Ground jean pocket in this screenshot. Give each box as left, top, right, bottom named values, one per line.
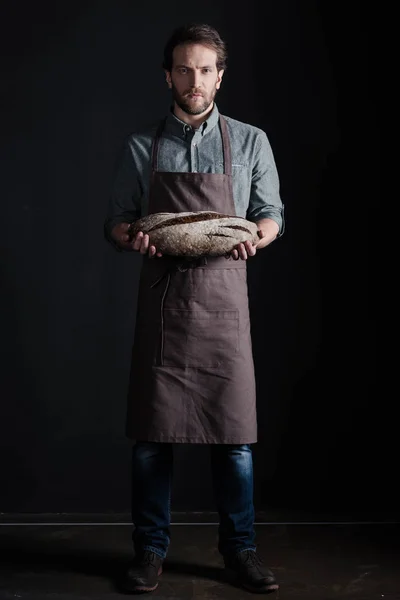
left=162, top=309, right=239, bottom=368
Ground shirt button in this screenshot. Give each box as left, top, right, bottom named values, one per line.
left=193, top=142, right=197, bottom=147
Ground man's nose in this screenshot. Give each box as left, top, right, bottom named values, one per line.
left=189, top=71, right=202, bottom=88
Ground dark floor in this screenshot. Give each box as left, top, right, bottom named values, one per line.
left=0, top=516, right=398, bottom=599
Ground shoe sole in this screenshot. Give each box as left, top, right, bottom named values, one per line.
left=123, top=566, right=163, bottom=593
left=242, top=581, right=279, bottom=594
left=224, top=567, right=279, bottom=594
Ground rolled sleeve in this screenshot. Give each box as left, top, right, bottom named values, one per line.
left=246, top=132, right=285, bottom=236
left=104, top=138, right=143, bottom=249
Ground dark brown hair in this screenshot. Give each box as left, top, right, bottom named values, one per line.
left=162, top=23, right=228, bottom=72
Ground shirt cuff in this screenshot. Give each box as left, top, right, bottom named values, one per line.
left=254, top=205, right=285, bottom=237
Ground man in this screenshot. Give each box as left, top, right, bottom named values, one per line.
left=104, top=23, right=284, bottom=595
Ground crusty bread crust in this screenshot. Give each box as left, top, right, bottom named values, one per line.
left=128, top=211, right=260, bottom=257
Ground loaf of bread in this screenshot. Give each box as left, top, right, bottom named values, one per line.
left=128, top=211, right=260, bottom=257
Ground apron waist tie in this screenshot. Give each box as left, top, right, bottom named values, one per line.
left=150, top=256, right=208, bottom=289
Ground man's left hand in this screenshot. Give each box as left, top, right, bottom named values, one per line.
left=228, top=239, right=258, bottom=261
left=227, top=219, right=280, bottom=259
left=228, top=229, right=268, bottom=261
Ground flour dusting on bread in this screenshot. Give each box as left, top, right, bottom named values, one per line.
left=128, top=211, right=259, bottom=257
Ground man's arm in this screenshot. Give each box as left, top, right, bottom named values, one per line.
left=230, top=130, right=284, bottom=260
left=104, top=138, right=143, bottom=251
left=255, top=217, right=280, bottom=249
left=247, top=130, right=284, bottom=237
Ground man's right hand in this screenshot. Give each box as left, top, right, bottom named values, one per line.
left=110, top=223, right=163, bottom=257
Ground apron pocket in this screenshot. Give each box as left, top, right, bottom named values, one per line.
left=162, top=309, right=239, bottom=368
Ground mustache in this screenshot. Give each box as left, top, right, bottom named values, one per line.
left=185, top=90, right=203, bottom=96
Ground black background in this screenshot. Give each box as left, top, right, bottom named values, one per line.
left=1, top=1, right=386, bottom=520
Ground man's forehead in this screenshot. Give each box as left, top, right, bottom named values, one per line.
left=173, top=43, right=218, bottom=62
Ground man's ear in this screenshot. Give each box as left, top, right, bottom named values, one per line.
left=216, top=69, right=224, bottom=90
left=164, top=70, right=172, bottom=89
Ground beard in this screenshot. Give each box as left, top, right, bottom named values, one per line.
left=171, top=83, right=217, bottom=115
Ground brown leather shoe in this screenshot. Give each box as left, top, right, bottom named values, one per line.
left=122, top=550, right=163, bottom=593
left=224, top=549, right=279, bottom=593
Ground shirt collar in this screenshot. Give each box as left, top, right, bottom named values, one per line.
left=165, top=103, right=220, bottom=138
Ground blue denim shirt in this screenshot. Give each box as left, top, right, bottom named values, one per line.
left=104, top=104, right=284, bottom=242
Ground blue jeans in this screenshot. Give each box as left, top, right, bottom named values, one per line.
left=131, top=442, right=256, bottom=560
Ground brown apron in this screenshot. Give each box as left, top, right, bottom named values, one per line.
left=126, top=115, right=257, bottom=444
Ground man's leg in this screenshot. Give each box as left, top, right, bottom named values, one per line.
left=210, top=443, right=279, bottom=593
left=131, top=441, right=173, bottom=559
left=210, top=443, right=256, bottom=557
left=122, top=442, right=172, bottom=593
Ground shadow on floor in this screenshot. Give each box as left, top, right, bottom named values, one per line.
left=0, top=532, right=229, bottom=595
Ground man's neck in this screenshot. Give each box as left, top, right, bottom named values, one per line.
left=173, top=101, right=214, bottom=129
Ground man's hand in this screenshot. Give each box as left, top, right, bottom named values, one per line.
left=227, top=219, right=280, bottom=260
left=228, top=239, right=258, bottom=261
left=227, top=230, right=266, bottom=261
left=110, top=223, right=163, bottom=257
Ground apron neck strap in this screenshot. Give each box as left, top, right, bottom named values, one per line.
left=151, top=114, right=232, bottom=176
left=219, top=115, right=232, bottom=177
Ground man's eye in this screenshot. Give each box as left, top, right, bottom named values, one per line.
left=179, top=68, right=187, bottom=74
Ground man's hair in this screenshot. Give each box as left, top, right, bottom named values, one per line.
left=162, top=23, right=228, bottom=72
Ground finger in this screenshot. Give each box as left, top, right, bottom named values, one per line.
left=133, top=231, right=143, bottom=250
left=232, top=249, right=239, bottom=260
left=238, top=244, right=247, bottom=260
left=140, top=234, right=150, bottom=254
left=156, top=252, right=163, bottom=258
left=149, top=245, right=156, bottom=258
left=121, top=234, right=130, bottom=242
left=246, top=241, right=256, bottom=256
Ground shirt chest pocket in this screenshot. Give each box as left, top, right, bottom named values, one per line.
left=215, top=161, right=249, bottom=169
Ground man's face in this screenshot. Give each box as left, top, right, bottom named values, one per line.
left=165, top=43, right=224, bottom=116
